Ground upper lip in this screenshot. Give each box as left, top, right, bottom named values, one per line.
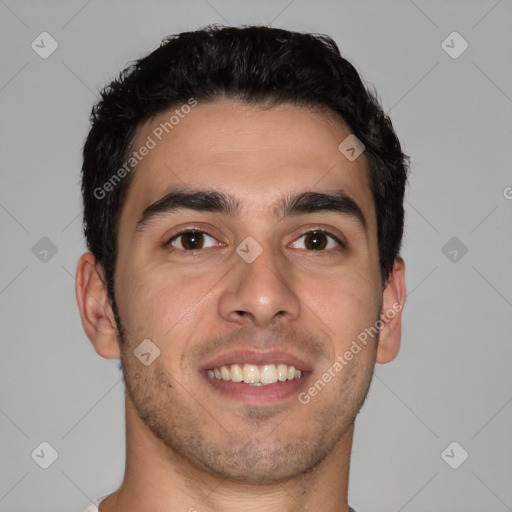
left=199, top=349, right=313, bottom=372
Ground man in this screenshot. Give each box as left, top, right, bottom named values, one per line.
left=76, top=25, right=408, bottom=512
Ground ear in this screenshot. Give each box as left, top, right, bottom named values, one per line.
left=75, top=252, right=121, bottom=359
left=376, top=257, right=406, bottom=364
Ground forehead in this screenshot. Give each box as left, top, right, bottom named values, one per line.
left=121, top=99, right=375, bottom=229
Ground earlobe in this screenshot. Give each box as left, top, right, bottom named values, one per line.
left=376, top=257, right=406, bottom=364
left=75, top=253, right=121, bottom=359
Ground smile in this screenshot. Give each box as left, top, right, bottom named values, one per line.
left=206, top=363, right=304, bottom=385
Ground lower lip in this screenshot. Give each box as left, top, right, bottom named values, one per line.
left=202, top=373, right=311, bottom=404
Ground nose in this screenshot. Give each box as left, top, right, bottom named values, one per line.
left=217, top=244, right=301, bottom=328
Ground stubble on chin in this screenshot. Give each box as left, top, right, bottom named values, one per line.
left=118, top=333, right=376, bottom=486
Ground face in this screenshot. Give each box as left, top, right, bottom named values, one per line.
left=110, top=100, right=389, bottom=484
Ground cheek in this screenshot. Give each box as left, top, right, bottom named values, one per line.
left=114, top=262, right=220, bottom=343
left=298, top=265, right=381, bottom=346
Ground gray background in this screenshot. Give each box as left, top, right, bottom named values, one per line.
left=0, top=0, right=511, bottom=511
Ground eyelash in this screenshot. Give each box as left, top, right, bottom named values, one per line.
left=165, top=228, right=344, bottom=253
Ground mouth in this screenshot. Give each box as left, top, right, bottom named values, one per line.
left=205, top=363, right=304, bottom=385
left=199, top=350, right=312, bottom=404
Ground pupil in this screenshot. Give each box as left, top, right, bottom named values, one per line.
left=306, top=232, right=326, bottom=250
left=183, top=231, right=202, bottom=250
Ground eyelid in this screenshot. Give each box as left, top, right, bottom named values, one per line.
left=163, top=223, right=220, bottom=242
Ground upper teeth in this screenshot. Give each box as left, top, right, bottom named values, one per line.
left=207, top=364, right=303, bottom=385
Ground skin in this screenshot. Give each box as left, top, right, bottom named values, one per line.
left=76, top=99, right=406, bottom=512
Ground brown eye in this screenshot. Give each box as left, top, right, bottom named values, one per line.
left=169, top=231, right=217, bottom=251
left=291, top=231, right=341, bottom=251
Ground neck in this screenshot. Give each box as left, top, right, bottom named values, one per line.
left=101, top=393, right=353, bottom=512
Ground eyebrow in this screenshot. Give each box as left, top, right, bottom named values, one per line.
left=136, top=188, right=367, bottom=233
